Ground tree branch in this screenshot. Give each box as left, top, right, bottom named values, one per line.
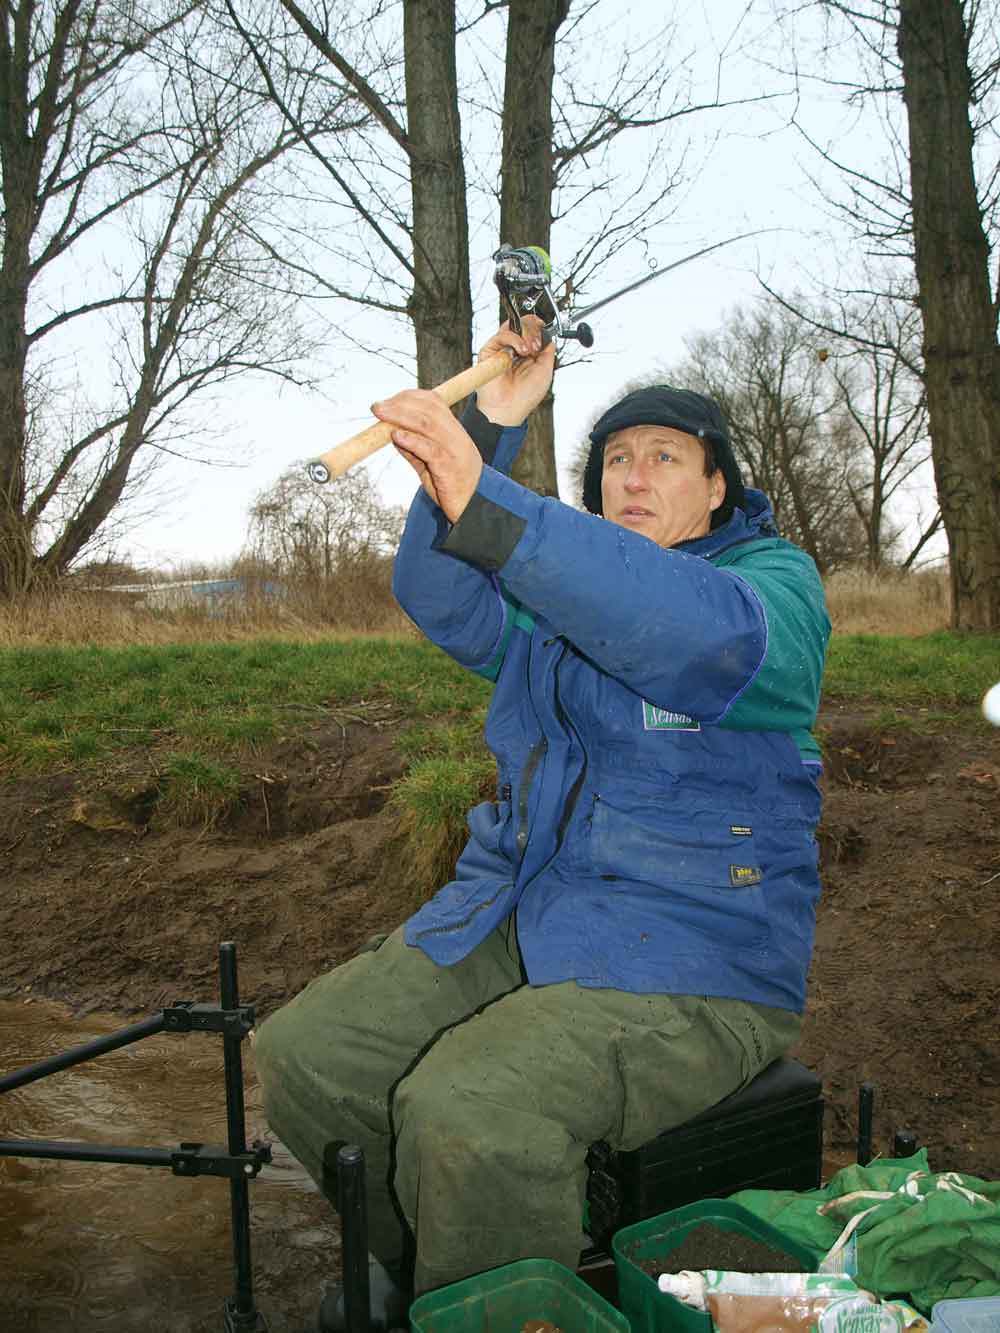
left=277, top=0, right=410, bottom=153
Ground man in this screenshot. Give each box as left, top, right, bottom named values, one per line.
left=253, top=318, right=830, bottom=1328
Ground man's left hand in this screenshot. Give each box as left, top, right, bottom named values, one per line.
left=372, top=389, right=483, bottom=524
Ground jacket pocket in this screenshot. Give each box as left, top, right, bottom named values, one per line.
left=589, top=794, right=770, bottom=952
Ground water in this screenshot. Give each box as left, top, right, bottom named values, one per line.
left=0, top=999, right=337, bottom=1332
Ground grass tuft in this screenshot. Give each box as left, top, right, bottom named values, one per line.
left=156, top=754, right=243, bottom=829
left=391, top=754, right=498, bottom=905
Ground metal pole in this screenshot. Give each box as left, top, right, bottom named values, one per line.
left=337, top=1145, right=370, bottom=1333
left=0, top=1015, right=165, bottom=1094
left=893, top=1129, right=918, bottom=1158
left=219, top=941, right=260, bottom=1331
left=0, top=1139, right=174, bottom=1167
left=857, top=1083, right=875, bottom=1166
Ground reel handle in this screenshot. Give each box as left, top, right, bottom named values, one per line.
left=307, top=349, right=513, bottom=484
left=564, top=322, right=593, bottom=348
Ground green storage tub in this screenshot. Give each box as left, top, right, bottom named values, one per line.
left=612, top=1199, right=816, bottom=1333
left=409, top=1258, right=631, bottom=1333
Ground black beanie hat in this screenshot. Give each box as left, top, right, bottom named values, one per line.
left=582, top=385, right=745, bottom=529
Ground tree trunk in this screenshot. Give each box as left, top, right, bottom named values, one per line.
left=897, top=0, right=1000, bottom=629
left=404, top=0, right=473, bottom=390
left=0, top=210, right=34, bottom=598
left=499, top=0, right=569, bottom=497
left=0, top=19, right=43, bottom=598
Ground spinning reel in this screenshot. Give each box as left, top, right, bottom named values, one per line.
left=492, top=244, right=594, bottom=348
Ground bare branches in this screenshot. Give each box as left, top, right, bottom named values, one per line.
left=660, top=289, right=934, bottom=572
left=277, top=0, right=410, bottom=153
left=225, top=0, right=416, bottom=280
left=0, top=0, right=354, bottom=591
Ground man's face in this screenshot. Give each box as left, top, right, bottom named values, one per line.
left=600, top=424, right=727, bottom=549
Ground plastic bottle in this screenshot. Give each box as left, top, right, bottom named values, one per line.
left=656, top=1271, right=708, bottom=1309
left=655, top=1270, right=928, bottom=1331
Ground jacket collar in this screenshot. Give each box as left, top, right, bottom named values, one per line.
left=674, top=488, right=778, bottom=559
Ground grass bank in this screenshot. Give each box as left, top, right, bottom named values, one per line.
left=824, top=632, right=1000, bottom=707
left=4, top=632, right=996, bottom=772
left=1, top=638, right=490, bottom=773
left=1, top=640, right=492, bottom=843
left=4, top=632, right=997, bottom=882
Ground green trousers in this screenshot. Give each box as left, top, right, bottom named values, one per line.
left=252, top=921, right=800, bottom=1294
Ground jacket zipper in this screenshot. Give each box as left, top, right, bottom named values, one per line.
left=517, top=737, right=547, bottom=854
left=552, top=642, right=588, bottom=847
left=519, top=636, right=588, bottom=868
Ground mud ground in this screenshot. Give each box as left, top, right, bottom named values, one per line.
left=3, top=696, right=999, bottom=1325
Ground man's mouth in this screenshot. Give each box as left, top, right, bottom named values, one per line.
left=621, top=506, right=655, bottom=518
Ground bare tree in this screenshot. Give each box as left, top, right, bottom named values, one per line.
left=815, top=288, right=939, bottom=569
left=249, top=0, right=473, bottom=392
left=247, top=465, right=404, bottom=578
left=776, top=0, right=1000, bottom=625
left=0, top=0, right=355, bottom=597
left=497, top=0, right=570, bottom=496
left=897, top=0, right=1000, bottom=627
left=671, top=302, right=869, bottom=573
left=245, top=462, right=405, bottom=625
left=239, top=0, right=778, bottom=497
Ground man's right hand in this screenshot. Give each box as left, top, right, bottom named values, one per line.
left=475, top=316, right=556, bottom=427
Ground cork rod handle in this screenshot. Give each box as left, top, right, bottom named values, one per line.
left=307, top=349, right=513, bottom=484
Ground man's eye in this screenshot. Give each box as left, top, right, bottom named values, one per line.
left=607, top=453, right=627, bottom=465
left=657, top=451, right=674, bottom=462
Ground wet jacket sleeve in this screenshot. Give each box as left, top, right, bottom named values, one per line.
left=717, top=540, right=829, bottom=735
left=439, top=466, right=819, bottom=723
left=391, top=401, right=527, bottom=674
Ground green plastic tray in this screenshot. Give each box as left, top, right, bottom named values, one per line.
left=409, top=1258, right=631, bottom=1333
left=612, top=1199, right=816, bottom=1333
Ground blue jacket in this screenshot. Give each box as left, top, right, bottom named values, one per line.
left=392, top=412, right=830, bottom=1012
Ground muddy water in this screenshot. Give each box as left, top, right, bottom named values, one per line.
left=0, top=999, right=338, bottom=1332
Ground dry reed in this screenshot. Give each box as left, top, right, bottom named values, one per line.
left=2, top=564, right=952, bottom=647
left=0, top=571, right=413, bottom=647
left=823, top=567, right=950, bottom=636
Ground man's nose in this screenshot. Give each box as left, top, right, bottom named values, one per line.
left=624, top=461, right=648, bottom=490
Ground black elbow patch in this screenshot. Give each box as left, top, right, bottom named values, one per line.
left=441, top=491, right=527, bottom=571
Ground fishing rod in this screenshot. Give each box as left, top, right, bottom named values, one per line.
left=305, top=232, right=766, bottom=485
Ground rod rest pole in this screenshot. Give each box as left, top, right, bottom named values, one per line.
left=0, top=1139, right=174, bottom=1167
left=0, top=1015, right=166, bottom=1095
left=338, top=1145, right=371, bottom=1333
left=219, top=941, right=268, bottom=1333
left=857, top=1082, right=875, bottom=1166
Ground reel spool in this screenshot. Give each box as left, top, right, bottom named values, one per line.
left=492, top=244, right=593, bottom=347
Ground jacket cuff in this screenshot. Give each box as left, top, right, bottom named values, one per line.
left=460, top=397, right=505, bottom=464
left=440, top=481, right=528, bottom=571
left=460, top=395, right=528, bottom=474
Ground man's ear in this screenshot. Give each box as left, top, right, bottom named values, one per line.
left=708, top=469, right=727, bottom=511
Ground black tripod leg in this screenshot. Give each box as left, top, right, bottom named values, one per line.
left=337, top=1146, right=371, bottom=1333
left=220, top=941, right=268, bottom=1333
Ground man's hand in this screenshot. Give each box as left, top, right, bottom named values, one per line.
left=372, top=389, right=483, bottom=524
left=475, top=316, right=555, bottom=426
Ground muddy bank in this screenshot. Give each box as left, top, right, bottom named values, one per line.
left=4, top=701, right=999, bottom=1168
left=2, top=699, right=999, bottom=1328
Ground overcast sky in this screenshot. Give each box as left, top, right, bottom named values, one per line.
left=108, top=0, right=941, bottom=571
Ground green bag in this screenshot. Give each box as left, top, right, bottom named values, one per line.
left=728, top=1150, right=1000, bottom=1314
